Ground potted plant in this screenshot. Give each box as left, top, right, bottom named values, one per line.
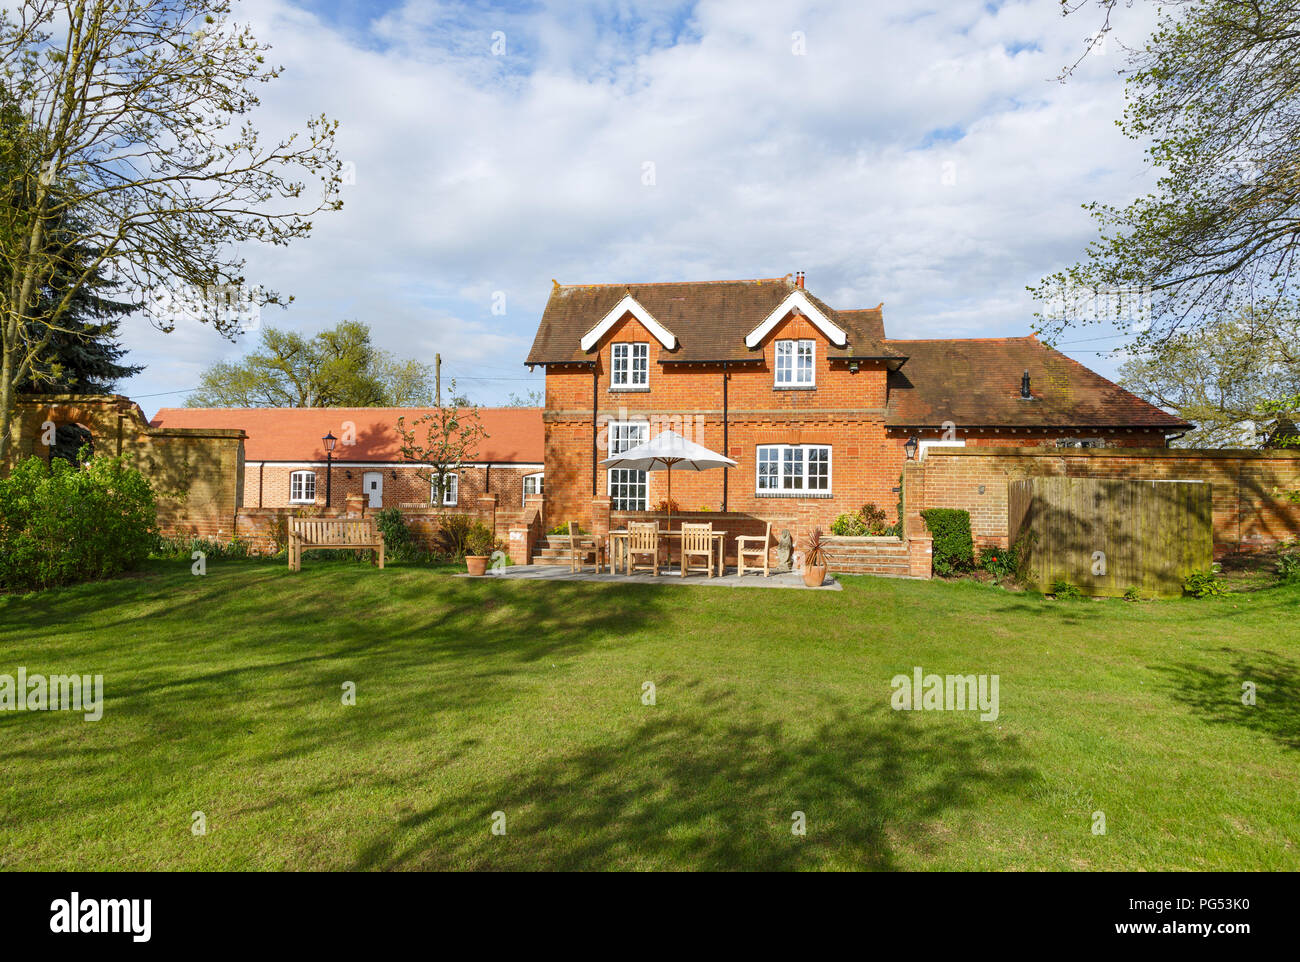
left=802, top=528, right=829, bottom=587
left=464, top=523, right=495, bottom=576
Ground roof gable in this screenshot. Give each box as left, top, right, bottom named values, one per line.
left=579, top=294, right=676, bottom=351
left=744, top=290, right=847, bottom=348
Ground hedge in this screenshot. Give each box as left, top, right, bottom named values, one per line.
left=920, top=507, right=974, bottom=575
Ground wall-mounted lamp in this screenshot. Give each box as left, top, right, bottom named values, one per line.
left=904, top=435, right=919, bottom=461
left=390, top=470, right=398, bottom=479
left=848, top=361, right=860, bottom=374
left=345, top=470, right=352, bottom=480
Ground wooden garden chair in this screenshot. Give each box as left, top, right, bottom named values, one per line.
left=736, top=521, right=772, bottom=578
left=566, top=521, right=602, bottom=573
left=626, top=522, right=660, bottom=576
left=680, top=522, right=714, bottom=578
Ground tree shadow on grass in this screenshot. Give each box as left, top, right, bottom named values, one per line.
left=353, top=701, right=1038, bottom=871
left=1153, top=649, right=1300, bottom=751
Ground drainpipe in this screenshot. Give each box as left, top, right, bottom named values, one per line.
left=722, top=362, right=729, bottom=512
left=592, top=365, right=599, bottom=496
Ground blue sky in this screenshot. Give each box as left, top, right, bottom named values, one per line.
left=118, top=0, right=1161, bottom=417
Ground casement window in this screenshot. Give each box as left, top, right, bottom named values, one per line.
left=611, top=342, right=649, bottom=389
left=774, top=339, right=815, bottom=387
left=1056, top=438, right=1105, bottom=449
left=608, top=420, right=649, bottom=510
left=289, top=470, right=316, bottom=504
left=755, top=444, right=832, bottom=495
left=522, top=473, right=544, bottom=504
left=432, top=473, right=459, bottom=506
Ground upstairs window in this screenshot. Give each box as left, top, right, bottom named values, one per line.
left=289, top=470, right=316, bottom=504
left=775, top=339, right=815, bottom=387
left=756, top=444, right=831, bottom=495
left=611, top=342, right=649, bottom=389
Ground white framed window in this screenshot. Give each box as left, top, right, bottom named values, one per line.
left=432, top=473, right=459, bottom=506
left=1055, top=438, right=1105, bottom=449
left=289, top=470, right=316, bottom=504
left=755, top=444, right=831, bottom=495
left=608, top=419, right=649, bottom=510
left=611, top=342, right=649, bottom=389
left=522, top=472, right=544, bottom=504
left=775, top=339, right=815, bottom=387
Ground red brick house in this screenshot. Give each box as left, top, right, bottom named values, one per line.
left=526, top=274, right=1190, bottom=531
left=150, top=406, right=543, bottom=511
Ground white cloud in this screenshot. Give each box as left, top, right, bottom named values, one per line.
left=120, top=0, right=1164, bottom=415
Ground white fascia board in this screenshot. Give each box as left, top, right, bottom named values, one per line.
left=579, top=294, right=676, bottom=352
left=744, top=291, right=847, bottom=348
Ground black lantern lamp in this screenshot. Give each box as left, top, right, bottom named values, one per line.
left=904, top=435, right=919, bottom=461
left=323, top=431, right=337, bottom=506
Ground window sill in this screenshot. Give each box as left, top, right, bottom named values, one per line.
left=609, top=386, right=651, bottom=393
left=773, top=385, right=816, bottom=391
left=754, top=491, right=833, bottom=499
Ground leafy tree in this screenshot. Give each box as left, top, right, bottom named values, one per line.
left=396, top=380, right=488, bottom=507
left=1033, top=1, right=1300, bottom=352
left=186, top=321, right=435, bottom=408
left=1117, top=306, right=1300, bottom=447
left=506, top=389, right=543, bottom=407
left=0, top=0, right=343, bottom=460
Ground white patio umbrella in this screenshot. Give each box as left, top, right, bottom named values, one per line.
left=600, top=429, right=737, bottom=518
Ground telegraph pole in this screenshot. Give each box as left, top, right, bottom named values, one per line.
left=435, top=353, right=441, bottom=406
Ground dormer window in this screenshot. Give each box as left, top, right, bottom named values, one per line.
left=775, top=339, right=815, bottom=387
left=611, top=342, right=649, bottom=389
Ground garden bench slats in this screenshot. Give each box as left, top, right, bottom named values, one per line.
left=288, top=518, right=385, bottom=571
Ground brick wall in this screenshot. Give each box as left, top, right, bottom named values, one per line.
left=6, top=395, right=246, bottom=541
left=910, top=446, right=1300, bottom=556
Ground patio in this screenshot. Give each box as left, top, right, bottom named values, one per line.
left=462, top=565, right=842, bottom=590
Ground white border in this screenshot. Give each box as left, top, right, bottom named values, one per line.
left=580, top=294, right=676, bottom=351
left=745, top=291, right=847, bottom=348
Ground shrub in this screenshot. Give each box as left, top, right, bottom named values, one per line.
left=655, top=498, right=680, bottom=514
left=979, top=544, right=1019, bottom=583
left=548, top=522, right=585, bottom=536
left=1183, top=568, right=1227, bottom=598
left=0, top=454, right=157, bottom=592
left=434, top=514, right=475, bottom=558
left=802, top=527, right=828, bottom=568
left=920, top=508, right=974, bottom=575
left=375, top=508, right=420, bottom=561
left=830, top=513, right=869, bottom=536
left=154, top=535, right=252, bottom=561
left=1276, top=541, right=1300, bottom=583
left=1049, top=577, right=1083, bottom=600
left=1123, top=586, right=1141, bottom=602
left=464, top=522, right=498, bottom=557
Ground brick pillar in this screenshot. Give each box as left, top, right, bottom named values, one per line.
left=345, top=493, right=365, bottom=518
left=901, top=459, right=931, bottom=578
left=478, top=493, right=498, bottom=539
left=525, top=493, right=545, bottom=530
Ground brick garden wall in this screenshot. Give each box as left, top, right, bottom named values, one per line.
left=908, top=446, right=1300, bottom=557
left=6, top=395, right=246, bottom=541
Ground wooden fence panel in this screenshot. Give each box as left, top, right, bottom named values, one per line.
left=1010, top=477, right=1212, bottom=597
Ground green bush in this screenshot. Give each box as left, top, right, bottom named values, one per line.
left=154, top=535, right=253, bottom=561
left=548, top=522, right=585, bottom=536
left=1276, top=541, right=1300, bottom=583
left=0, top=453, right=157, bottom=592
left=979, top=543, right=1019, bottom=583
left=1183, top=568, right=1227, bottom=598
left=920, top=508, right=974, bottom=576
left=464, top=522, right=497, bottom=557
left=434, top=514, right=475, bottom=558
left=830, top=513, right=868, bottom=536
left=1123, top=586, right=1141, bottom=602
left=1049, top=577, right=1083, bottom=600
left=375, top=508, right=421, bottom=561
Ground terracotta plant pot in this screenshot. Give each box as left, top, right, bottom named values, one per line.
left=465, top=555, right=489, bottom=576
left=803, top=564, right=828, bottom=587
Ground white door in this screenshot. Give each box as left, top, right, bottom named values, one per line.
left=363, top=471, right=383, bottom=508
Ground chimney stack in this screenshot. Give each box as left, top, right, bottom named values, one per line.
left=1020, top=370, right=1032, bottom=399
left=795, top=271, right=805, bottom=289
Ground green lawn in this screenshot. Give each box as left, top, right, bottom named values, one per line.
left=1, top=560, right=1297, bottom=870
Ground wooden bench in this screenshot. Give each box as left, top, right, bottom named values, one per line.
left=288, top=518, right=385, bottom=571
